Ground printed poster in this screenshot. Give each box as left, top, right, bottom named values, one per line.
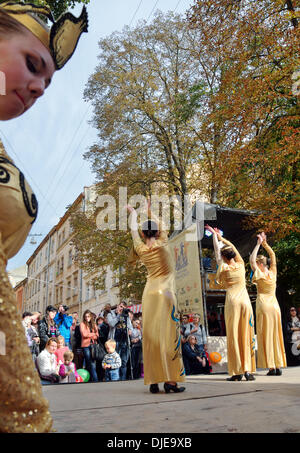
left=169, top=223, right=203, bottom=318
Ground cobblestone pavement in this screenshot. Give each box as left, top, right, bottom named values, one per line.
left=44, top=367, right=300, bottom=433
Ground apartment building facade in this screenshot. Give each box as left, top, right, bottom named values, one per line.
left=23, top=186, right=121, bottom=318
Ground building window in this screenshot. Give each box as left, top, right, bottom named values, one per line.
left=67, top=281, right=71, bottom=299
left=85, top=283, right=90, bottom=301
left=73, top=275, right=78, bottom=296
left=68, top=250, right=72, bottom=267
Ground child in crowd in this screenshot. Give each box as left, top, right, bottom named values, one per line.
left=54, top=335, right=70, bottom=366
left=59, top=351, right=81, bottom=383
left=102, top=339, right=121, bottom=381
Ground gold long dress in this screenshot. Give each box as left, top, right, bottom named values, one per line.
left=252, top=242, right=286, bottom=370
left=216, top=238, right=256, bottom=376
left=0, top=147, right=53, bottom=432
left=132, top=226, right=185, bottom=386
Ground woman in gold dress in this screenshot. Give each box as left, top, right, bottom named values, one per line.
left=206, top=225, right=256, bottom=381
left=250, top=232, right=286, bottom=375
left=0, top=2, right=88, bottom=432
left=126, top=202, right=185, bottom=394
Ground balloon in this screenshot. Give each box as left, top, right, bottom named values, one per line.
left=77, top=369, right=90, bottom=382
left=76, top=375, right=84, bottom=383
left=209, top=352, right=222, bottom=363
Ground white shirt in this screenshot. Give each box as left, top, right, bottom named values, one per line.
left=37, top=348, right=58, bottom=376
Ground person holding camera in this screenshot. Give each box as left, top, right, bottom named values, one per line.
left=54, top=305, right=73, bottom=349
left=107, top=302, right=133, bottom=380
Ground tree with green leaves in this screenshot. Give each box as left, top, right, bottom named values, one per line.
left=188, top=0, right=300, bottom=311
left=187, top=0, right=299, bottom=237
left=22, top=0, right=90, bottom=19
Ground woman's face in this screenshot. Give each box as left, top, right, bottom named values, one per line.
left=189, top=336, right=197, bottom=346
left=48, top=310, right=56, bottom=320
left=31, top=314, right=39, bottom=324
left=0, top=28, right=55, bottom=120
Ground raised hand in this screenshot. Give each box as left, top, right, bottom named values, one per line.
left=257, top=233, right=264, bottom=245
left=261, top=231, right=267, bottom=242
left=126, top=204, right=134, bottom=213
left=205, top=224, right=215, bottom=234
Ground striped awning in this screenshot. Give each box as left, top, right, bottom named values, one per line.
left=128, top=304, right=142, bottom=314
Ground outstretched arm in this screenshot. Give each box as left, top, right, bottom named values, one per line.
left=205, top=225, right=222, bottom=266
left=219, top=236, right=243, bottom=263
left=126, top=205, right=142, bottom=245
left=250, top=234, right=264, bottom=271
left=261, top=233, right=276, bottom=273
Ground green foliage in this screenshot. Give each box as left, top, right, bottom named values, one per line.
left=23, top=0, right=90, bottom=19
left=273, top=233, right=300, bottom=307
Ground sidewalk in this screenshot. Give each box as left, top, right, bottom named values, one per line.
left=44, top=367, right=300, bottom=433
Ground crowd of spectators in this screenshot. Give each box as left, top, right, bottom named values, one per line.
left=22, top=304, right=300, bottom=384
left=180, top=313, right=211, bottom=375
left=22, top=301, right=144, bottom=385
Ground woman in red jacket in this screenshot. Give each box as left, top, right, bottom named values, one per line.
left=80, top=310, right=99, bottom=382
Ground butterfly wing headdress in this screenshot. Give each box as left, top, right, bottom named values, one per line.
left=1, top=1, right=88, bottom=69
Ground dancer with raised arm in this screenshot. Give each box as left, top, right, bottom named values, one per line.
left=126, top=201, right=185, bottom=394
left=205, top=225, right=256, bottom=381
left=250, top=232, right=286, bottom=375
left=0, top=1, right=88, bottom=432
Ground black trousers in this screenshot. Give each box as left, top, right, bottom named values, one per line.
left=131, top=344, right=142, bottom=379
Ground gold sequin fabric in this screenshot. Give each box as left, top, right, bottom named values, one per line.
left=0, top=249, right=53, bottom=432
left=133, top=233, right=185, bottom=385
left=0, top=147, right=52, bottom=432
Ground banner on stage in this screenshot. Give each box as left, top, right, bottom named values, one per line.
left=169, top=223, right=203, bottom=317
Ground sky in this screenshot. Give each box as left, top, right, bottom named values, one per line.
left=3, top=0, right=193, bottom=272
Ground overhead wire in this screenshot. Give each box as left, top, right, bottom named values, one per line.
left=129, top=0, right=143, bottom=26
left=174, top=0, right=183, bottom=12
left=147, top=0, right=160, bottom=22
left=0, top=128, right=60, bottom=218
left=37, top=103, right=92, bottom=220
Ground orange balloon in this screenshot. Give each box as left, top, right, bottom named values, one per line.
left=209, top=352, right=222, bottom=363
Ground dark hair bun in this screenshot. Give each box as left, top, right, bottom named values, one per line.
left=142, top=220, right=159, bottom=238
left=221, top=247, right=236, bottom=260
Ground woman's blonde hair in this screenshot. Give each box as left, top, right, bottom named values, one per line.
left=256, top=255, right=268, bottom=266
left=187, top=334, right=197, bottom=343
left=32, top=311, right=41, bottom=321
left=57, top=335, right=65, bottom=346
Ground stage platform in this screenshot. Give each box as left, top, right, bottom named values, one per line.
left=44, top=367, right=300, bottom=433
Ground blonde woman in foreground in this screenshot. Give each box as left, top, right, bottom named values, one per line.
left=250, top=232, right=286, bottom=375
left=206, top=225, right=256, bottom=381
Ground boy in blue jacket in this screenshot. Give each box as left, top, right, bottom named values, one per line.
left=54, top=305, right=73, bottom=349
